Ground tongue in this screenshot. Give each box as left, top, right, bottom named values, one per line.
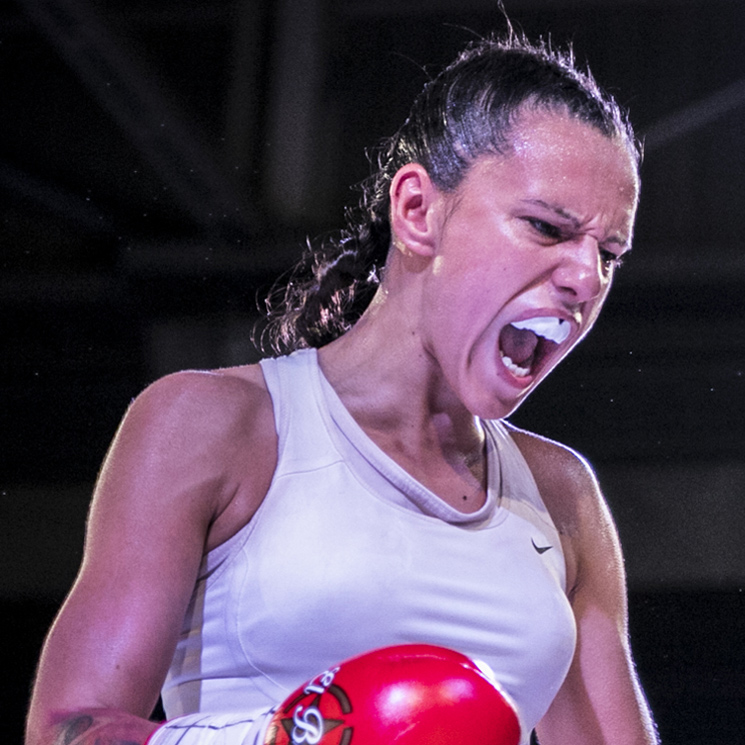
left=500, top=324, right=539, bottom=366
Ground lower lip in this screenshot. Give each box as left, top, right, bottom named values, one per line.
left=498, top=353, right=536, bottom=389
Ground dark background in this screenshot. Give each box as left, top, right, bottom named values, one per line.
left=2, top=1, right=743, bottom=742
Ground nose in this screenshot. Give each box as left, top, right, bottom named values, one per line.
left=550, top=235, right=605, bottom=305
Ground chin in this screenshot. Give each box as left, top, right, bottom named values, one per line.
left=466, top=387, right=531, bottom=422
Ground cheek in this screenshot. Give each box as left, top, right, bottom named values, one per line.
left=428, top=255, right=480, bottom=311
left=434, top=242, right=515, bottom=294
left=419, top=267, right=495, bottom=361
left=426, top=221, right=525, bottom=332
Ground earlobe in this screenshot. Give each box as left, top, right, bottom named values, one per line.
left=389, top=163, right=441, bottom=257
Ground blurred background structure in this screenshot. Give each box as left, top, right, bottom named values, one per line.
left=1, top=0, right=743, bottom=742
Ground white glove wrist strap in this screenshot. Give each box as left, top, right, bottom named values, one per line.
left=146, top=711, right=274, bottom=745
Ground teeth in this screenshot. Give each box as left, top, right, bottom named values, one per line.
left=512, top=316, right=571, bottom=345
left=501, top=354, right=531, bottom=378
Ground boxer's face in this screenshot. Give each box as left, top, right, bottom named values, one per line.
left=418, top=109, right=639, bottom=419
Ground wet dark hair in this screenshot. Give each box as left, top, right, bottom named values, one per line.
left=262, top=31, right=640, bottom=354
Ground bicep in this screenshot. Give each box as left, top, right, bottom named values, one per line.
left=27, top=562, right=195, bottom=745
left=34, top=550, right=199, bottom=719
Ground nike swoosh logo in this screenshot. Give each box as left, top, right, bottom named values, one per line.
left=532, top=538, right=553, bottom=555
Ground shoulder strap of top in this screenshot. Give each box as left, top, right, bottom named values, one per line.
left=483, top=420, right=564, bottom=545
left=259, top=348, right=348, bottom=470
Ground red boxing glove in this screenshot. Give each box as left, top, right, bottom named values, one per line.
left=263, top=644, right=521, bottom=745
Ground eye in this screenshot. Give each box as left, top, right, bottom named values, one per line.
left=599, top=248, right=625, bottom=269
left=525, top=218, right=563, bottom=240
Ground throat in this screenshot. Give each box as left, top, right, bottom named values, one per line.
left=440, top=442, right=489, bottom=513
left=368, top=428, right=489, bottom=513
left=454, top=485, right=488, bottom=513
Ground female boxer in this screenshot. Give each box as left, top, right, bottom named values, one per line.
left=26, top=32, right=658, bottom=745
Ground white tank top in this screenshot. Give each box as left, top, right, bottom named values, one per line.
left=161, top=349, right=576, bottom=740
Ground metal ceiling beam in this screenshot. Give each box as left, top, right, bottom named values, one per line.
left=643, top=77, right=745, bottom=152
left=15, top=0, right=253, bottom=236
left=262, top=0, right=328, bottom=221
left=224, top=0, right=270, bottom=185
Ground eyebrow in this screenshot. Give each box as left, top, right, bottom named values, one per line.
left=520, top=198, right=631, bottom=249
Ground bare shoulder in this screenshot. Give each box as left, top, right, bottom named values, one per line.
left=119, top=364, right=274, bottom=483
left=97, top=361, right=278, bottom=550
left=504, top=423, right=602, bottom=526
left=134, top=361, right=271, bottom=425
left=503, top=422, right=621, bottom=596
left=129, top=362, right=274, bottom=449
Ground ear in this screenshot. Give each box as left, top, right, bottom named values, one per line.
left=389, top=163, right=441, bottom=258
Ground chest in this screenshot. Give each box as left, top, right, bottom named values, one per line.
left=234, top=461, right=572, bottom=670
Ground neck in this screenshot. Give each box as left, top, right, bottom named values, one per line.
left=317, top=285, right=484, bottom=471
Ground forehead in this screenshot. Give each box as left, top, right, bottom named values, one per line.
left=456, top=110, right=639, bottom=228
left=512, top=109, right=637, bottom=176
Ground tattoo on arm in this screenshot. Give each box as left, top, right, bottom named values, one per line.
left=56, top=716, right=93, bottom=745
left=53, top=714, right=139, bottom=745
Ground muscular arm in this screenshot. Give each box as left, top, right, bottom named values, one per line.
left=25, top=368, right=276, bottom=745
left=510, top=428, right=658, bottom=745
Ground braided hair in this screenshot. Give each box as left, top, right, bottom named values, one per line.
left=262, top=31, right=639, bottom=354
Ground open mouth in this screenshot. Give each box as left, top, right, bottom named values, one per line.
left=498, top=316, right=571, bottom=379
